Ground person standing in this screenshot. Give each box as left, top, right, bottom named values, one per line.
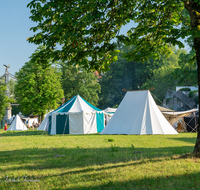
left=4, top=122, right=7, bottom=131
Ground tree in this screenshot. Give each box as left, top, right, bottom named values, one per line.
left=0, top=85, right=10, bottom=120
left=173, top=49, right=197, bottom=86
left=61, top=64, right=100, bottom=106
left=15, top=48, right=64, bottom=120
left=27, top=0, right=200, bottom=152
left=141, top=48, right=186, bottom=104
left=9, top=79, right=17, bottom=99
left=98, top=45, right=162, bottom=109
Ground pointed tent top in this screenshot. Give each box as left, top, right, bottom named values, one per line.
left=7, top=114, right=28, bottom=131
left=55, top=95, right=102, bottom=113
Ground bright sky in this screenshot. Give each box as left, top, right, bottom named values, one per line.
left=0, top=1, right=37, bottom=76
left=0, top=1, right=190, bottom=77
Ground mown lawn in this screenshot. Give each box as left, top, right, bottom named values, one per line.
left=0, top=129, right=199, bottom=190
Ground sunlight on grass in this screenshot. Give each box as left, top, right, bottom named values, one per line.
left=0, top=129, right=199, bottom=189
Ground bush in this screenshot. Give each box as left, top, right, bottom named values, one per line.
left=179, top=87, right=191, bottom=92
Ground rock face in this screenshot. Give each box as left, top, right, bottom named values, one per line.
left=175, top=90, right=196, bottom=109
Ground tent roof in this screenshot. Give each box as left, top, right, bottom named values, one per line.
left=54, top=95, right=102, bottom=114
left=100, top=90, right=178, bottom=135
left=162, top=109, right=198, bottom=125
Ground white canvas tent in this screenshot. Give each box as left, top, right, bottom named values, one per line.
left=100, top=90, right=178, bottom=135
left=37, top=113, right=50, bottom=131
left=7, top=114, right=28, bottom=131
left=47, top=95, right=105, bottom=135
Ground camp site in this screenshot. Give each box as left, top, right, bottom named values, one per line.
left=0, top=1, right=200, bottom=189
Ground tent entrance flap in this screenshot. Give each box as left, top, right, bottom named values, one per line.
left=56, top=114, right=69, bottom=134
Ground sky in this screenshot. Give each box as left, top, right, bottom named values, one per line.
left=0, top=1, right=37, bottom=76
left=0, top=1, right=190, bottom=78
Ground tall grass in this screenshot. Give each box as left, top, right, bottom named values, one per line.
left=0, top=130, right=199, bottom=189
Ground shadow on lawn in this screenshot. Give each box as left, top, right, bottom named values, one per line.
left=167, top=136, right=197, bottom=144
left=66, top=172, right=200, bottom=190
left=0, top=130, right=101, bottom=137
left=0, top=130, right=45, bottom=136
left=0, top=144, right=195, bottom=172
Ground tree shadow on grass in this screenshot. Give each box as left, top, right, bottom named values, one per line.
left=0, top=130, right=101, bottom=137
left=0, top=130, right=46, bottom=136
left=66, top=172, right=200, bottom=190
left=0, top=144, right=195, bottom=173
left=167, top=137, right=197, bottom=144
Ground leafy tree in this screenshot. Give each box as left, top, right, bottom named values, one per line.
left=98, top=45, right=162, bottom=109
left=141, top=48, right=186, bottom=104
left=9, top=79, right=17, bottom=99
left=27, top=0, right=200, bottom=152
left=61, top=64, right=100, bottom=106
left=173, top=49, right=197, bottom=86
left=0, top=76, right=17, bottom=99
left=15, top=49, right=64, bottom=120
left=0, top=85, right=11, bottom=121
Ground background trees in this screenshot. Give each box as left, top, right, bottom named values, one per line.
left=0, top=85, right=10, bottom=120
left=61, top=64, right=101, bottom=106
left=15, top=48, right=64, bottom=120
left=141, top=48, right=188, bottom=104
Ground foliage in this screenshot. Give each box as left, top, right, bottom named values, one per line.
left=61, top=64, right=100, bottom=106
left=0, top=131, right=200, bottom=189
left=0, top=75, right=17, bottom=99
left=99, top=46, right=180, bottom=108
left=141, top=48, right=191, bottom=104
left=189, top=90, right=198, bottom=98
left=173, top=49, right=197, bottom=86
left=27, top=0, right=200, bottom=71
left=11, top=105, right=21, bottom=116
left=0, top=85, right=10, bottom=120
left=189, top=90, right=199, bottom=104
left=179, top=87, right=191, bottom=91
left=98, top=45, right=160, bottom=108
left=9, top=79, right=17, bottom=99
left=15, top=47, right=64, bottom=120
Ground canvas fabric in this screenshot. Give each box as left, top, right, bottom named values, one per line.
left=100, top=90, right=178, bottom=135
left=7, top=114, right=28, bottom=131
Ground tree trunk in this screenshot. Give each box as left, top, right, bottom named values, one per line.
left=184, top=0, right=200, bottom=153
left=193, top=36, right=200, bottom=153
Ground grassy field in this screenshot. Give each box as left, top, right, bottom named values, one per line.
left=0, top=129, right=199, bottom=190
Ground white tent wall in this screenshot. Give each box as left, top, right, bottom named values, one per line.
left=28, top=118, right=38, bottom=127
left=51, top=113, right=57, bottom=135
left=37, top=115, right=49, bottom=131
left=148, top=92, right=177, bottom=134
left=69, top=112, right=84, bottom=134
left=105, top=113, right=113, bottom=125
left=83, top=112, right=97, bottom=134
left=100, top=90, right=178, bottom=135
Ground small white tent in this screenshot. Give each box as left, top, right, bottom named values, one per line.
left=7, top=115, right=28, bottom=131
left=100, top=90, right=178, bottom=135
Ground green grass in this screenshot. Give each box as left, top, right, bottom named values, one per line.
left=0, top=130, right=199, bottom=190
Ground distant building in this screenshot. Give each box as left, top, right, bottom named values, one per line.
left=164, top=86, right=198, bottom=111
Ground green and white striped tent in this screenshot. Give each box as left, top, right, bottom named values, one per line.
left=48, top=95, right=105, bottom=135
